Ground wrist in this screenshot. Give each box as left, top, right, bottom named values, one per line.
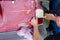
left=34, top=25, right=38, bottom=29
left=51, top=16, right=56, bottom=21
left=53, top=17, right=56, bottom=22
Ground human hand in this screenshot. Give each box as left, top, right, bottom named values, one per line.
left=45, top=13, right=56, bottom=21
left=30, top=17, right=38, bottom=27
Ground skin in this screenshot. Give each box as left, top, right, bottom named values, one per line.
left=45, top=13, right=60, bottom=27
left=55, top=16, right=60, bottom=27
left=30, top=17, right=41, bottom=40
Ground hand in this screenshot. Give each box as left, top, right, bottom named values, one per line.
left=55, top=17, right=60, bottom=27
left=30, top=17, right=38, bottom=27
left=45, top=13, right=56, bottom=21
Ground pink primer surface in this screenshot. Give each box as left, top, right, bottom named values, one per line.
left=0, top=0, right=42, bottom=32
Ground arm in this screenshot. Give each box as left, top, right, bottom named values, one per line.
left=33, top=24, right=41, bottom=40
left=30, top=17, right=41, bottom=40
left=45, top=13, right=60, bottom=27
left=45, top=13, right=56, bottom=21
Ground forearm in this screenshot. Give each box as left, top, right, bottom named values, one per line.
left=51, top=17, right=56, bottom=22
left=30, top=17, right=41, bottom=40
left=33, top=25, right=41, bottom=40
left=45, top=14, right=56, bottom=21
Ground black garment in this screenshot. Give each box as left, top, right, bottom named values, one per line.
left=44, top=33, right=60, bottom=40
left=50, top=2, right=60, bottom=16
left=45, top=2, right=60, bottom=40
left=47, top=2, right=60, bottom=32
left=49, top=0, right=60, bottom=10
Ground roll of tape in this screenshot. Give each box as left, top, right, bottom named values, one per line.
left=36, top=9, right=44, bottom=18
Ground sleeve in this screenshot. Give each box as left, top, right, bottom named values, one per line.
left=55, top=2, right=60, bottom=16
left=50, top=2, right=60, bottom=16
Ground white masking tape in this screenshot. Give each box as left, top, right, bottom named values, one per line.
left=36, top=9, right=44, bottom=18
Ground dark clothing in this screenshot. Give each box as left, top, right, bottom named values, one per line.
left=50, top=0, right=60, bottom=10
left=50, top=20, right=60, bottom=35
left=44, top=33, right=60, bottom=40
left=49, top=0, right=60, bottom=34
left=51, top=2, right=60, bottom=16
left=45, top=0, right=60, bottom=40
left=48, top=2, right=60, bottom=35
